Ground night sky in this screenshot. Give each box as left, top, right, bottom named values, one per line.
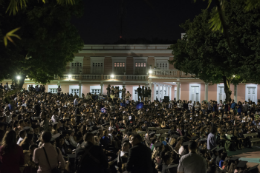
left=72, top=0, right=210, bottom=44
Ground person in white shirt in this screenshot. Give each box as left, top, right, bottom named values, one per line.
left=74, top=98, right=78, bottom=107
left=188, top=101, right=193, bottom=112
left=17, top=130, right=26, bottom=145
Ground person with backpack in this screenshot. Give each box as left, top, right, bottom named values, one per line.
left=76, top=133, right=108, bottom=173
left=33, top=131, right=65, bottom=173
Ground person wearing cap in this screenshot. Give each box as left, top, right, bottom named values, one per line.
left=177, top=141, right=207, bottom=173
left=126, top=134, right=153, bottom=173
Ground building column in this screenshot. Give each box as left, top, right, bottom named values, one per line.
left=79, top=81, right=82, bottom=98
left=169, top=86, right=172, bottom=100
left=100, top=82, right=103, bottom=95
left=177, top=82, right=180, bottom=101
left=149, top=80, right=152, bottom=89
left=162, top=85, right=165, bottom=99
left=205, top=83, right=208, bottom=101
left=234, top=84, right=237, bottom=103
left=158, top=84, right=162, bottom=101
left=166, top=85, right=169, bottom=96
left=153, top=83, right=157, bottom=101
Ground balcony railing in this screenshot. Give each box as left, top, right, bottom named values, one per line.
left=54, top=69, right=195, bottom=81
left=150, top=69, right=195, bottom=78
left=58, top=74, right=148, bottom=81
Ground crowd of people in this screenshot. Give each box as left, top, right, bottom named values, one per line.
left=0, top=84, right=259, bottom=173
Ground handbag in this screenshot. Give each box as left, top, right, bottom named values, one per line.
left=42, top=147, right=62, bottom=173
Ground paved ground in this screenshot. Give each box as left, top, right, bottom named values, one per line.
left=227, top=146, right=260, bottom=170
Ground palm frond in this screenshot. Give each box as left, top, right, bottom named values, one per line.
left=6, top=0, right=27, bottom=15
left=3, top=27, right=21, bottom=47
left=6, top=0, right=75, bottom=15
left=209, top=7, right=223, bottom=32
left=245, top=0, right=260, bottom=11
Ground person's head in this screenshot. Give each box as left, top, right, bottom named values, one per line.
left=132, top=134, right=142, bottom=146
left=1, top=130, right=17, bottom=155
left=122, top=141, right=130, bottom=152
left=83, top=133, right=95, bottom=144
left=210, top=126, right=217, bottom=134
left=41, top=131, right=52, bottom=143
left=19, top=130, right=26, bottom=138
left=188, top=141, right=197, bottom=153
left=65, top=133, right=70, bottom=140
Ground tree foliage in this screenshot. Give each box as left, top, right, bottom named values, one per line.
left=6, top=0, right=76, bottom=15
left=0, top=0, right=84, bottom=86
left=170, top=0, right=260, bottom=102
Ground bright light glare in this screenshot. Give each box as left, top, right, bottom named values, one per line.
left=149, top=70, right=152, bottom=74
left=111, top=74, right=115, bottom=78
left=68, top=75, right=72, bottom=78
left=17, top=76, right=21, bottom=80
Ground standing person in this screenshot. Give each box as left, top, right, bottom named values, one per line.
left=33, top=131, right=65, bottom=173
left=74, top=98, right=78, bottom=107
left=207, top=126, right=217, bottom=150
left=76, top=133, right=108, bottom=173
left=39, top=113, right=49, bottom=132
left=231, top=100, right=237, bottom=114
left=243, top=101, right=249, bottom=115
left=207, top=101, right=212, bottom=114
left=0, top=130, right=24, bottom=173
left=177, top=141, right=207, bottom=173
left=126, top=134, right=153, bottom=173
left=57, top=86, right=62, bottom=96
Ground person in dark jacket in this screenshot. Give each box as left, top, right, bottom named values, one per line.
left=76, top=133, right=108, bottom=173
left=126, top=134, right=153, bottom=173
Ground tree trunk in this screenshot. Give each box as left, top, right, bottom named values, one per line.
left=223, top=76, right=232, bottom=103
left=14, top=74, right=26, bottom=90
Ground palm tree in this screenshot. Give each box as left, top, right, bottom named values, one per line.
left=2, top=0, right=76, bottom=46
left=194, top=0, right=260, bottom=51
left=6, top=0, right=76, bottom=15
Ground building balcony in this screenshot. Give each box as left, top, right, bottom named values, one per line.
left=149, top=69, right=195, bottom=78
left=55, top=74, right=148, bottom=81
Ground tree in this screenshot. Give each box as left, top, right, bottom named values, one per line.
left=195, top=0, right=260, bottom=51
left=169, top=0, right=260, bottom=102
left=6, top=0, right=76, bottom=15
left=0, top=0, right=84, bottom=88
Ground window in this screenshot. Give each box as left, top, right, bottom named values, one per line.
left=156, top=62, right=168, bottom=70
left=92, top=63, right=103, bottom=74
left=246, top=85, right=257, bottom=103
left=71, top=89, right=79, bottom=95
left=135, top=62, right=146, bottom=75
left=114, top=62, right=125, bottom=74
left=189, top=84, right=201, bottom=103
left=91, top=57, right=105, bottom=74
left=71, top=63, right=82, bottom=67
left=50, top=88, right=57, bottom=93
left=70, top=56, right=83, bottom=74
left=91, top=89, right=101, bottom=94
